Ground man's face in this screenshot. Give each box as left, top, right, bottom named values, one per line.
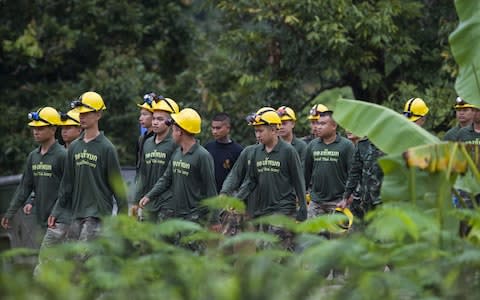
left=211, top=120, right=230, bottom=140
left=254, top=125, right=276, bottom=145
left=309, top=120, right=319, bottom=137
left=473, top=108, right=480, bottom=123
left=315, top=115, right=337, bottom=138
left=414, top=116, right=426, bottom=127
left=278, top=120, right=295, bottom=137
left=79, top=111, right=101, bottom=129
left=61, top=125, right=82, bottom=144
left=456, top=107, right=475, bottom=124
left=172, top=125, right=183, bottom=144
left=139, top=108, right=153, bottom=129
left=32, top=126, right=56, bottom=143
left=152, top=111, right=170, bottom=135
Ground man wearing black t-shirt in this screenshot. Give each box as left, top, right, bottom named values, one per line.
left=204, top=112, right=243, bottom=192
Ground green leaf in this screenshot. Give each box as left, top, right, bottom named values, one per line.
left=449, top=0, right=480, bottom=107
left=334, top=98, right=440, bottom=155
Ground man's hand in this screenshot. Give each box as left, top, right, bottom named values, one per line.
left=139, top=196, right=150, bottom=209
left=23, top=204, right=33, bottom=215
left=337, top=195, right=354, bottom=209
left=47, top=216, right=56, bottom=228
left=209, top=223, right=222, bottom=233
left=1, top=217, right=10, bottom=229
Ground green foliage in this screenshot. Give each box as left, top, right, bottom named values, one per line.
left=449, top=0, right=480, bottom=107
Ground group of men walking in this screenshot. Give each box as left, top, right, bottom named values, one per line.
left=2, top=91, right=480, bottom=259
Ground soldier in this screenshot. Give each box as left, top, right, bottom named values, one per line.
left=1, top=107, right=65, bottom=245
left=49, top=91, right=127, bottom=242
left=276, top=106, right=307, bottom=165
left=204, top=112, right=244, bottom=193
left=236, top=107, right=307, bottom=250
left=139, top=108, right=218, bottom=225
left=304, top=105, right=354, bottom=217
left=403, top=97, right=429, bottom=127
left=135, top=97, right=179, bottom=222
left=444, top=97, right=476, bottom=141
left=337, top=138, right=384, bottom=219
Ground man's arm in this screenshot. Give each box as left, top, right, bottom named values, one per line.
left=288, top=148, right=307, bottom=221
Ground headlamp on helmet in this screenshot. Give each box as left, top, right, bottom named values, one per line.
left=308, top=104, right=332, bottom=120
left=454, top=97, right=477, bottom=109
left=277, top=106, right=296, bottom=121
left=246, top=107, right=280, bottom=126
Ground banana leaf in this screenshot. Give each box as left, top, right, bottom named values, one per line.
left=334, top=98, right=439, bottom=155
left=449, top=0, right=480, bottom=107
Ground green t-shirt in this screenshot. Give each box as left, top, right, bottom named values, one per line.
left=456, top=124, right=480, bottom=145
left=135, top=133, right=177, bottom=212
left=220, top=144, right=258, bottom=216
left=146, top=142, right=217, bottom=220
left=443, top=125, right=461, bottom=141
left=4, top=142, right=66, bottom=227
left=291, top=136, right=307, bottom=167
left=304, top=134, right=354, bottom=203
left=236, top=139, right=307, bottom=220
left=53, top=132, right=127, bottom=219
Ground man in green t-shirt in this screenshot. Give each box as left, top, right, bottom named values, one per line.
left=135, top=97, right=179, bottom=222
left=139, top=108, right=218, bottom=224
left=49, top=92, right=127, bottom=242
left=454, top=103, right=480, bottom=236
left=1, top=107, right=65, bottom=246
left=236, top=107, right=307, bottom=250
left=276, top=106, right=307, bottom=166
left=304, top=105, right=354, bottom=218
left=444, top=97, right=476, bottom=141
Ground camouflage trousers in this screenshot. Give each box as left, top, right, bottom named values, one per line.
left=256, top=211, right=296, bottom=252
left=69, top=217, right=102, bottom=242
left=307, top=200, right=339, bottom=218
left=143, top=208, right=175, bottom=223
left=219, top=209, right=248, bottom=236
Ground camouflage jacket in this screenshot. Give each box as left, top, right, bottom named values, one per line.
left=343, top=139, right=384, bottom=218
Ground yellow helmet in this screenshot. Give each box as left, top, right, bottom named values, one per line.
left=308, top=104, right=332, bottom=120
left=71, top=91, right=106, bottom=113
left=153, top=97, right=180, bottom=114
left=170, top=108, right=201, bottom=134
left=59, top=109, right=80, bottom=126
left=454, top=97, right=478, bottom=109
left=277, top=106, right=296, bottom=121
left=403, top=97, right=429, bottom=121
left=246, top=107, right=281, bottom=126
left=28, top=107, right=62, bottom=127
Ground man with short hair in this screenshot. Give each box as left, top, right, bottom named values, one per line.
left=236, top=107, right=307, bottom=250
left=304, top=105, right=354, bottom=218
left=205, top=112, right=244, bottom=193
left=444, top=97, right=476, bottom=141
left=1, top=107, right=65, bottom=236
left=139, top=108, right=218, bottom=225
left=49, top=91, right=127, bottom=242
left=135, top=98, right=179, bottom=222
left=277, top=106, right=307, bottom=165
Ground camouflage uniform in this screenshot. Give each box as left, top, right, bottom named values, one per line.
left=343, top=139, right=384, bottom=218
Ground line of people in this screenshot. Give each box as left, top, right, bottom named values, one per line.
left=2, top=92, right=480, bottom=257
